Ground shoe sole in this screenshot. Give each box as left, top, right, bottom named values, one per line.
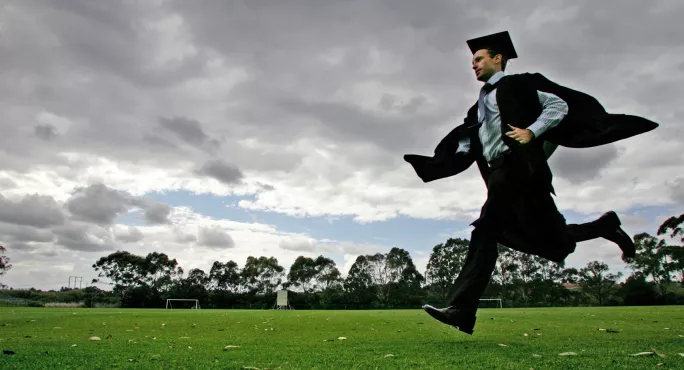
left=604, top=211, right=636, bottom=259
left=422, top=305, right=474, bottom=335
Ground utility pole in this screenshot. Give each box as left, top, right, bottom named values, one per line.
left=68, top=276, right=85, bottom=289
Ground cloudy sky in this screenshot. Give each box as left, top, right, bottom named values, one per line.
left=1, top=0, right=683, bottom=291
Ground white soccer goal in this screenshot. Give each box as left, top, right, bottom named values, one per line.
left=272, top=290, right=294, bottom=310
left=166, top=299, right=201, bottom=309
left=479, top=298, right=503, bottom=308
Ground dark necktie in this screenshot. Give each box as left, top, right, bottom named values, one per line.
left=478, top=82, right=497, bottom=123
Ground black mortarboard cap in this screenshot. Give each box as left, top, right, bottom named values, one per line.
left=466, top=31, right=518, bottom=59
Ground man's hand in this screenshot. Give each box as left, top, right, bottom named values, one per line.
left=506, top=124, right=535, bottom=144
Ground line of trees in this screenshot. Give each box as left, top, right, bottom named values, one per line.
left=84, top=248, right=427, bottom=309
left=0, top=245, right=11, bottom=289
left=82, top=213, right=684, bottom=308
left=1, top=214, right=682, bottom=309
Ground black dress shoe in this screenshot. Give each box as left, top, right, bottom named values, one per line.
left=596, top=211, right=636, bottom=261
left=422, top=304, right=476, bottom=335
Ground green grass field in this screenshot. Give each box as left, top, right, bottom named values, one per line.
left=0, top=306, right=682, bottom=369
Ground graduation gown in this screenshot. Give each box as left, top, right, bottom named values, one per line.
left=404, top=72, right=659, bottom=261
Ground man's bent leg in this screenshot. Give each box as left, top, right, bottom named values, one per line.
left=567, top=223, right=599, bottom=243
left=567, top=211, right=635, bottom=260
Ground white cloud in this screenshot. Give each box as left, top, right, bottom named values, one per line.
left=279, top=237, right=317, bottom=252
left=0, top=202, right=402, bottom=289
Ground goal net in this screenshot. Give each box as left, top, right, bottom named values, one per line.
left=166, top=299, right=200, bottom=309
left=272, top=290, right=294, bottom=310
left=478, top=298, right=503, bottom=308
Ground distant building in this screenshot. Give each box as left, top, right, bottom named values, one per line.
left=561, top=283, right=581, bottom=290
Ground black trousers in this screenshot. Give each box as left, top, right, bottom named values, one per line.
left=447, top=153, right=603, bottom=310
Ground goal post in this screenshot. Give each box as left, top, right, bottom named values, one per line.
left=166, top=299, right=200, bottom=309
left=272, top=290, right=294, bottom=310
left=479, top=298, right=503, bottom=308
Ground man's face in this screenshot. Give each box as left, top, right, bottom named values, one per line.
left=471, top=49, right=501, bottom=82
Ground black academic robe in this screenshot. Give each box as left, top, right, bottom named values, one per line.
left=404, top=72, right=659, bottom=261
left=405, top=72, right=659, bottom=184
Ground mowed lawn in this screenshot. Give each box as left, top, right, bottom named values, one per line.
left=0, top=306, right=683, bottom=369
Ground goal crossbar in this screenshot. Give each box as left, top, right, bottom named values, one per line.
left=166, top=299, right=200, bottom=309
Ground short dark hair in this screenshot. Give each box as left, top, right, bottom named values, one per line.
left=486, top=49, right=508, bottom=71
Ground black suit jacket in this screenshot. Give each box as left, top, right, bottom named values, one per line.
left=404, top=73, right=659, bottom=185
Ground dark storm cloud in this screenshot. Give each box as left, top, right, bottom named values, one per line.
left=3, top=0, right=680, bottom=181
left=7, top=242, right=38, bottom=252
left=549, top=145, right=620, bottom=184
left=197, top=226, right=235, bottom=248
left=0, top=0, right=213, bottom=174
left=52, top=223, right=114, bottom=252
left=0, top=222, right=55, bottom=243
left=135, top=199, right=172, bottom=225
left=162, top=0, right=484, bottom=151
left=274, top=97, right=432, bottom=152
left=143, top=134, right=179, bottom=151
left=7, top=0, right=207, bottom=88
left=66, top=184, right=131, bottom=225
left=164, top=0, right=682, bottom=166
left=34, top=124, right=57, bottom=140
left=0, top=0, right=681, bottom=227
left=158, top=117, right=221, bottom=152
left=66, top=184, right=173, bottom=225
left=0, top=194, right=66, bottom=228
left=196, top=160, right=244, bottom=185
left=669, top=178, right=684, bottom=205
